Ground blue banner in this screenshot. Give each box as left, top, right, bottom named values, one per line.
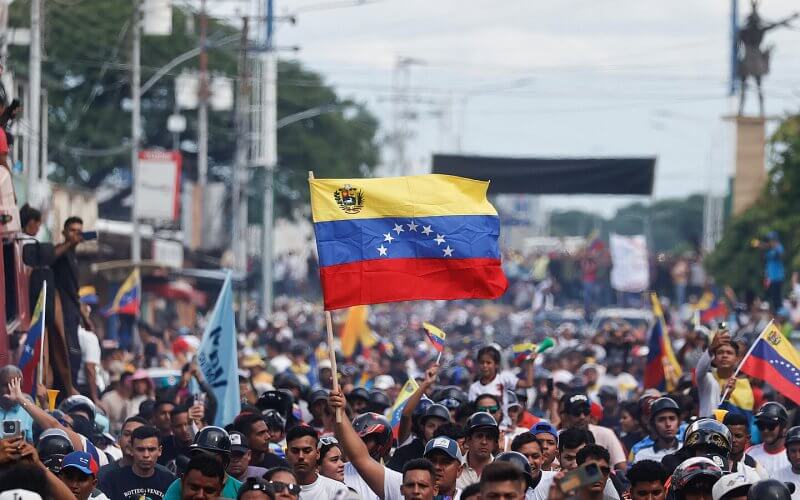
left=197, top=272, right=241, bottom=426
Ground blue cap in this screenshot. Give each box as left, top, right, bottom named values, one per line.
left=531, top=421, right=559, bottom=441
left=61, top=451, right=99, bottom=476
left=424, top=436, right=464, bottom=463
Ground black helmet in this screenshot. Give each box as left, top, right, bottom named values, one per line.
left=352, top=413, right=392, bottom=459
left=273, top=371, right=303, bottom=391
left=684, top=418, right=732, bottom=456
left=754, top=402, right=788, bottom=426
left=436, top=386, right=468, bottom=409
left=466, top=412, right=499, bottom=436
left=309, top=388, right=330, bottom=406
left=495, top=451, right=534, bottom=487
left=263, top=409, right=286, bottom=431
left=59, top=395, right=96, bottom=422
left=785, top=426, right=800, bottom=445
left=257, top=390, right=293, bottom=419
left=747, top=480, right=792, bottom=500
left=420, top=404, right=451, bottom=425
left=368, top=390, right=392, bottom=413
left=670, top=457, right=723, bottom=499
left=649, top=397, right=680, bottom=422
left=191, top=426, right=231, bottom=455
left=347, top=387, right=370, bottom=403
left=414, top=397, right=434, bottom=417
left=36, top=429, right=74, bottom=473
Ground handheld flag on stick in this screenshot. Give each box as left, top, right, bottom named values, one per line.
left=388, top=377, right=419, bottom=439
left=422, top=323, right=447, bottom=363
left=645, top=292, right=682, bottom=391
left=106, top=269, right=140, bottom=316
left=734, top=322, right=800, bottom=405
left=196, top=272, right=241, bottom=427
left=512, top=338, right=555, bottom=364
left=309, top=174, right=508, bottom=310
left=20, top=283, right=47, bottom=399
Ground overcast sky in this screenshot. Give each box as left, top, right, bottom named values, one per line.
left=214, top=0, right=800, bottom=216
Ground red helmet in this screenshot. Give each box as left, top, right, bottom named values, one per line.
left=352, top=412, right=393, bottom=459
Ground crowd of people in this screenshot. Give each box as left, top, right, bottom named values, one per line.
left=2, top=210, right=800, bottom=499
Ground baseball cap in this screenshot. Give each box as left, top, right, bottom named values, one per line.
left=374, top=375, right=395, bottom=391
left=229, top=432, right=250, bottom=453
left=0, top=490, right=42, bottom=500
left=424, top=436, right=464, bottom=464
left=563, top=393, right=591, bottom=413
left=61, top=451, right=99, bottom=476
left=531, top=421, right=558, bottom=441
left=712, top=470, right=759, bottom=500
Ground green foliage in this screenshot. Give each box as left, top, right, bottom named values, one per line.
left=549, top=194, right=705, bottom=253
left=9, top=0, right=379, bottom=218
left=706, top=115, right=800, bottom=293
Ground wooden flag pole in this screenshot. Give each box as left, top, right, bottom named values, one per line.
left=309, top=170, right=342, bottom=423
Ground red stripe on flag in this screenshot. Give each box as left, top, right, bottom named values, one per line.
left=741, top=355, right=800, bottom=406
left=320, top=257, right=507, bottom=310
left=644, top=357, right=665, bottom=390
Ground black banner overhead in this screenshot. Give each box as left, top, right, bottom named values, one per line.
left=432, top=154, right=656, bottom=195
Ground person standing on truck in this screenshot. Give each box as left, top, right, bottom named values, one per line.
left=52, top=216, right=89, bottom=386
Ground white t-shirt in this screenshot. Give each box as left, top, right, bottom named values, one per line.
left=530, top=473, right=618, bottom=500
left=76, top=326, right=104, bottom=391
left=589, top=424, right=627, bottom=467
left=469, top=371, right=519, bottom=427
left=773, top=466, right=800, bottom=500
left=746, top=443, right=790, bottom=476
left=344, top=461, right=403, bottom=500
left=300, top=474, right=348, bottom=499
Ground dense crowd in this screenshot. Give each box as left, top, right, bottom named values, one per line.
left=2, top=217, right=800, bottom=499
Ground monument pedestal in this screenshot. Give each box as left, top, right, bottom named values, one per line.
left=728, top=115, right=766, bottom=216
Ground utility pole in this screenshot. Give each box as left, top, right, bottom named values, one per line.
left=233, top=16, right=250, bottom=325
left=27, top=0, right=42, bottom=200
left=131, top=0, right=142, bottom=263
left=191, top=0, right=209, bottom=251
left=260, top=0, right=276, bottom=317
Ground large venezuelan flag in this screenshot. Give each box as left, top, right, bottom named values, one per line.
left=740, top=323, right=800, bottom=405
left=310, top=175, right=508, bottom=310
left=645, top=292, right=682, bottom=391
left=107, top=269, right=140, bottom=315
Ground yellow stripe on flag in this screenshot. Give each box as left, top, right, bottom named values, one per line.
left=309, top=174, right=497, bottom=223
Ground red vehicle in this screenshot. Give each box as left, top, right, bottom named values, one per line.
left=0, top=168, right=30, bottom=366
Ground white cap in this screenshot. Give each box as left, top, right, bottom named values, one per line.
left=712, top=470, right=759, bottom=500
left=0, top=490, right=43, bottom=500
left=374, top=375, right=395, bottom=390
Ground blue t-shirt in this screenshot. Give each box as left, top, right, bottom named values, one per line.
left=0, top=403, right=34, bottom=442
left=766, top=244, right=785, bottom=281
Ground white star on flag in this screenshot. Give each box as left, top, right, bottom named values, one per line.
left=24, top=345, right=32, bottom=354
left=377, top=245, right=388, bottom=256
left=407, top=221, right=419, bottom=232
left=421, top=225, right=433, bottom=236
left=434, top=234, right=446, bottom=246
left=443, top=246, right=454, bottom=257
left=393, top=223, right=405, bottom=235
left=383, top=233, right=395, bottom=243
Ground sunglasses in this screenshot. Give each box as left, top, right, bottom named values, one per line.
left=756, top=421, right=778, bottom=431
left=241, top=480, right=271, bottom=493
left=477, top=405, right=500, bottom=413
left=269, top=481, right=301, bottom=495
left=318, top=436, right=339, bottom=448
left=568, top=407, right=591, bottom=417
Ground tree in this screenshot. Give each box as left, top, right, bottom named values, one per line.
left=9, top=0, right=380, bottom=219
left=705, top=114, right=800, bottom=294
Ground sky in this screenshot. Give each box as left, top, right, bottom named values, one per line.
left=213, top=0, right=800, bottom=217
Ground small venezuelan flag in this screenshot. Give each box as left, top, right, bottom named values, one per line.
left=309, top=174, right=508, bottom=310
left=645, top=292, right=682, bottom=391
left=107, top=269, right=140, bottom=316
left=388, top=378, right=419, bottom=438
left=423, top=323, right=447, bottom=353
left=19, top=286, right=46, bottom=397
left=512, top=343, right=536, bottom=363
